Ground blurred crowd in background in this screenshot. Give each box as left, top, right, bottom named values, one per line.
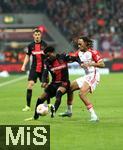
left=0, top=0, right=123, bottom=64
left=45, top=0, right=123, bottom=59
left=0, top=0, right=45, bottom=13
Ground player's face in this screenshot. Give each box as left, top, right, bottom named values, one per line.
left=78, top=39, right=87, bottom=51
left=33, top=31, right=42, bottom=43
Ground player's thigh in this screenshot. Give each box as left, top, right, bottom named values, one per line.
left=80, top=81, right=90, bottom=94
left=75, top=76, right=90, bottom=90
left=45, top=84, right=57, bottom=98
left=57, top=86, right=66, bottom=94
left=39, top=91, right=48, bottom=99
left=57, top=81, right=70, bottom=93
left=28, top=69, right=38, bottom=83
left=70, top=80, right=80, bottom=91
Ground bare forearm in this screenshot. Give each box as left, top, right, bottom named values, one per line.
left=91, top=61, right=105, bottom=68
left=81, top=60, right=105, bottom=68
left=22, top=55, right=30, bottom=67
left=21, top=55, right=30, bottom=71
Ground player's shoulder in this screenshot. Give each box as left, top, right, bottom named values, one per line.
left=88, top=48, right=102, bottom=62
left=26, top=42, right=35, bottom=53
left=28, top=41, right=35, bottom=47
left=88, top=48, right=100, bottom=55
left=69, top=50, right=79, bottom=57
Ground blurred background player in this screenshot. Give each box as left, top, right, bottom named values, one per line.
left=31, top=46, right=78, bottom=120
left=21, top=28, right=47, bottom=111
left=60, top=36, right=105, bottom=121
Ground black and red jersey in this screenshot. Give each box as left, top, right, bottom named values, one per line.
left=26, top=40, right=47, bottom=72
left=42, top=54, right=77, bottom=83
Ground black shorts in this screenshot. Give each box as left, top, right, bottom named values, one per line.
left=28, top=69, right=42, bottom=83
left=45, top=81, right=70, bottom=98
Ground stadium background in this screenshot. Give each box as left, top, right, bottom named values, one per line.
left=0, top=1, right=123, bottom=150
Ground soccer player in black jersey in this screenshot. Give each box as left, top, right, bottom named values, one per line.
left=21, top=28, right=47, bottom=111
left=32, top=46, right=78, bottom=120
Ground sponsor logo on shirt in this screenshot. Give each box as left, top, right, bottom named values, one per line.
left=32, top=51, right=44, bottom=55
left=51, top=64, right=67, bottom=71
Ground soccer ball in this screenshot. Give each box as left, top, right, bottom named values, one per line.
left=36, top=104, right=49, bottom=116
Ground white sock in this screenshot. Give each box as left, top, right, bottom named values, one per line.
left=67, top=105, right=72, bottom=113
left=88, top=107, right=97, bottom=117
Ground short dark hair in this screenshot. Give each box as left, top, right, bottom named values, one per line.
left=33, top=28, right=42, bottom=33
left=79, top=36, right=93, bottom=48
left=44, top=46, right=55, bottom=54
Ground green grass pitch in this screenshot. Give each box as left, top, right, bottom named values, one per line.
left=0, top=73, right=123, bottom=150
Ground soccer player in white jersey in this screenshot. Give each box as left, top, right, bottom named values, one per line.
left=60, top=36, right=105, bottom=121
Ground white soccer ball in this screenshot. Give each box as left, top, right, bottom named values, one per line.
left=36, top=104, right=49, bottom=116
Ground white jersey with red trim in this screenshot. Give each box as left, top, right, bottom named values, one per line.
left=77, top=49, right=102, bottom=74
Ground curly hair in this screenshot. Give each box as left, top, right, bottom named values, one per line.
left=79, top=36, right=93, bottom=48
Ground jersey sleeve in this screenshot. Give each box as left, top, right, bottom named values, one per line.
left=68, top=51, right=81, bottom=64
left=25, top=44, right=32, bottom=56
left=69, top=50, right=79, bottom=56
left=91, top=50, right=102, bottom=63
left=58, top=52, right=80, bottom=63
left=58, top=53, right=74, bottom=62
left=67, top=55, right=81, bottom=63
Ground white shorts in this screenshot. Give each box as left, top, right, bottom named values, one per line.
left=76, top=72, right=100, bottom=93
